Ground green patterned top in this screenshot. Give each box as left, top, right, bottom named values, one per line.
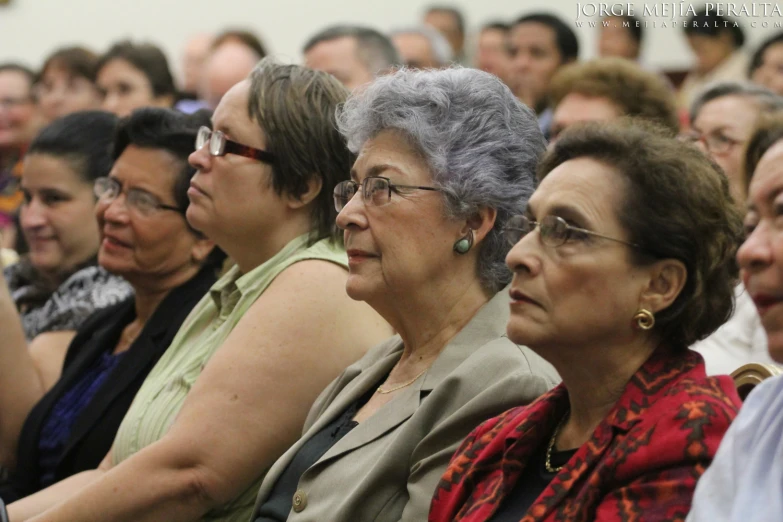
left=112, top=234, right=347, bottom=521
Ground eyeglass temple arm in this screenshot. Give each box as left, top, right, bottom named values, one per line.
left=223, top=141, right=276, bottom=163
left=578, top=227, right=641, bottom=249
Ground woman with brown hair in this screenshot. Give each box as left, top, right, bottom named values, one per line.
left=95, top=41, right=177, bottom=118
left=34, top=47, right=103, bottom=123
left=430, top=121, right=744, bottom=521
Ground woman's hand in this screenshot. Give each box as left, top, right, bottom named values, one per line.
left=17, top=259, right=390, bottom=522
left=0, top=273, right=49, bottom=469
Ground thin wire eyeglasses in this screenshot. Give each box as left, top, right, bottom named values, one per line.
left=94, top=177, right=184, bottom=217
left=195, top=126, right=276, bottom=164
left=502, top=215, right=641, bottom=249
left=333, top=176, right=442, bottom=212
left=678, top=130, right=744, bottom=155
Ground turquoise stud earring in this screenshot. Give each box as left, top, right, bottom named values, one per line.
left=453, top=230, right=474, bottom=254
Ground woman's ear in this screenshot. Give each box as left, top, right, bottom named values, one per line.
left=464, top=207, right=498, bottom=246
left=287, top=175, right=323, bottom=210
left=640, top=259, right=688, bottom=314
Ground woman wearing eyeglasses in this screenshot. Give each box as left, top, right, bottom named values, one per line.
left=0, top=111, right=132, bottom=424
left=685, top=82, right=783, bottom=204
left=429, top=121, right=744, bottom=522
left=8, top=59, right=391, bottom=522
left=685, top=83, right=783, bottom=375
left=686, top=111, right=783, bottom=522
left=249, top=67, right=559, bottom=522
left=0, top=107, right=223, bottom=501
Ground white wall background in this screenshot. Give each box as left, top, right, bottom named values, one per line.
left=1, top=0, right=781, bottom=81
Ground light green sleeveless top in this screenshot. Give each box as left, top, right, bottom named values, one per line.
left=112, top=234, right=347, bottom=522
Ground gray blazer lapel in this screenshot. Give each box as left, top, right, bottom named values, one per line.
left=300, top=348, right=402, bottom=441
left=307, top=290, right=511, bottom=466
left=316, top=378, right=421, bottom=465
left=423, top=288, right=511, bottom=390
left=254, top=345, right=404, bottom=506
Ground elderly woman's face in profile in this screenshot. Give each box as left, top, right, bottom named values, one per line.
left=691, top=95, right=761, bottom=203
left=505, top=157, right=649, bottom=350
left=96, top=146, right=199, bottom=284
left=335, top=130, right=459, bottom=302
left=737, top=141, right=783, bottom=362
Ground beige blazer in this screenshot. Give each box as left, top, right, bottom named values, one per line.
left=252, top=290, right=560, bottom=522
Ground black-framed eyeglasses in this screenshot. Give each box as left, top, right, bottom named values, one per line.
left=678, top=130, right=745, bottom=155
left=94, top=177, right=184, bottom=217
left=503, top=215, right=641, bottom=249
left=333, top=176, right=442, bottom=212
left=196, top=126, right=276, bottom=164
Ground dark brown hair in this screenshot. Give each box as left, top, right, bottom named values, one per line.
left=549, top=58, right=679, bottom=135
left=39, top=46, right=99, bottom=83
left=744, top=112, right=783, bottom=191
left=248, top=58, right=352, bottom=244
left=538, top=120, right=744, bottom=348
left=97, top=41, right=177, bottom=99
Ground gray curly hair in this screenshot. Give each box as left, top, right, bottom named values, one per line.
left=336, top=67, right=546, bottom=293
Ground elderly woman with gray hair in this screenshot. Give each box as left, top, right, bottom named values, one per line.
left=250, top=67, right=559, bottom=522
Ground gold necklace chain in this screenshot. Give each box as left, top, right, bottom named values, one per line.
left=376, top=368, right=428, bottom=395
left=544, top=410, right=571, bottom=473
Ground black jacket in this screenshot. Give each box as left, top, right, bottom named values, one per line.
left=5, top=266, right=216, bottom=500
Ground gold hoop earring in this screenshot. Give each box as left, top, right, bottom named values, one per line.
left=633, top=309, right=655, bottom=330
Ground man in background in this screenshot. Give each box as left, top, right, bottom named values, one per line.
left=509, top=13, right=579, bottom=137
left=474, top=22, right=514, bottom=89
left=179, top=33, right=213, bottom=99
left=199, top=29, right=266, bottom=109
left=423, top=5, right=467, bottom=64
left=303, top=25, right=400, bottom=91
left=391, top=26, right=453, bottom=69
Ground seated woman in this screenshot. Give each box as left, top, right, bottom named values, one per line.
left=8, top=59, right=391, bottom=522
left=34, top=46, right=103, bottom=124
left=0, top=107, right=222, bottom=499
left=684, top=83, right=783, bottom=374
left=687, top=113, right=783, bottom=522
left=429, top=121, right=744, bottom=522
left=95, top=41, right=178, bottom=117
left=251, top=67, right=560, bottom=522
left=2, top=111, right=132, bottom=349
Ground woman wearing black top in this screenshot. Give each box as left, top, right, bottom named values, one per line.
left=0, top=108, right=223, bottom=500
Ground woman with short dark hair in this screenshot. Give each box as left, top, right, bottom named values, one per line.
left=3, top=111, right=131, bottom=344
left=0, top=108, right=222, bottom=501
left=430, top=121, right=744, bottom=521
left=34, top=46, right=103, bottom=123
left=96, top=41, right=177, bottom=117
